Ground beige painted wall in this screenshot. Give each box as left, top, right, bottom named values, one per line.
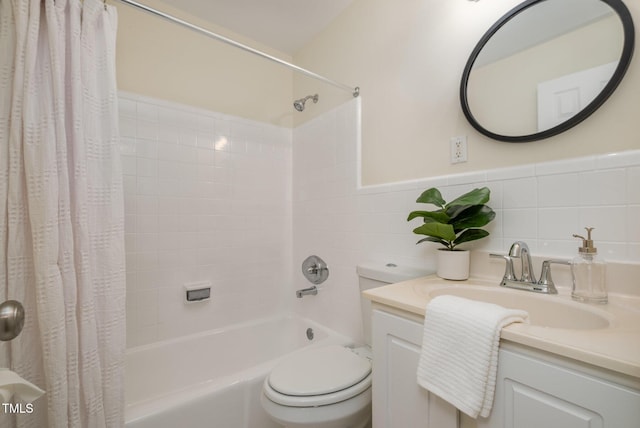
left=116, top=0, right=294, bottom=127
left=294, top=0, right=640, bottom=185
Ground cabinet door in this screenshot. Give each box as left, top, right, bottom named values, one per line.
left=372, top=309, right=457, bottom=428
left=483, top=347, right=640, bottom=428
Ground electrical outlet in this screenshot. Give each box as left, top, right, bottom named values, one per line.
left=450, top=136, right=468, bottom=164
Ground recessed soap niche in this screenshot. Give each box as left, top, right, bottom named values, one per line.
left=184, top=281, right=211, bottom=304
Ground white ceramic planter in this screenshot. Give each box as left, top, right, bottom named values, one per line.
left=436, top=249, right=470, bottom=280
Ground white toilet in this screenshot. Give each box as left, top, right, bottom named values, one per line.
left=261, top=262, right=432, bottom=428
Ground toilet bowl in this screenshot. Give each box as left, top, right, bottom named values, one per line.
left=261, top=345, right=372, bottom=428
left=261, top=262, right=433, bottom=428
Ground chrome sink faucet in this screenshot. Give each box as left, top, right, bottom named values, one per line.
left=490, top=241, right=569, bottom=294
left=508, top=241, right=535, bottom=283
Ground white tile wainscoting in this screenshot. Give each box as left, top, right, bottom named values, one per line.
left=352, top=150, right=640, bottom=265
left=120, top=93, right=640, bottom=347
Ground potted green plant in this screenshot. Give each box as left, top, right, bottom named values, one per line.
left=408, top=186, right=495, bottom=280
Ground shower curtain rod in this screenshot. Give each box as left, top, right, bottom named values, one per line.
left=114, top=0, right=360, bottom=98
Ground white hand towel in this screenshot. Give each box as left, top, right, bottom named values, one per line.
left=416, top=295, right=528, bottom=418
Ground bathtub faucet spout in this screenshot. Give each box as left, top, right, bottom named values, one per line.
left=296, top=286, right=318, bottom=298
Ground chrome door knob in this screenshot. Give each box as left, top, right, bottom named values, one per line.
left=0, top=300, right=25, bottom=342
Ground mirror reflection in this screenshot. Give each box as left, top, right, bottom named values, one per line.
left=461, top=0, right=633, bottom=141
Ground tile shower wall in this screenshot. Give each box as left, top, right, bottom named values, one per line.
left=293, top=98, right=640, bottom=343
left=292, top=99, right=365, bottom=341
left=119, top=92, right=292, bottom=348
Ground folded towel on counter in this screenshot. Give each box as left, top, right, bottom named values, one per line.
left=416, top=295, right=528, bottom=418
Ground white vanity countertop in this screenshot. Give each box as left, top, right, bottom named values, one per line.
left=363, top=275, right=640, bottom=380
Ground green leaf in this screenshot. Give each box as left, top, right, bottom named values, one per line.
left=416, top=236, right=451, bottom=248
left=450, top=205, right=496, bottom=231
left=445, top=203, right=470, bottom=220
left=415, top=188, right=446, bottom=208
left=446, top=187, right=490, bottom=208
left=407, top=210, right=450, bottom=223
left=453, top=229, right=490, bottom=246
left=413, top=222, right=456, bottom=242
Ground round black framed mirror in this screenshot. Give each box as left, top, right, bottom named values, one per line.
left=460, top=0, right=635, bottom=143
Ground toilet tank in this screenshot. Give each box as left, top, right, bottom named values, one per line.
left=356, top=262, right=433, bottom=346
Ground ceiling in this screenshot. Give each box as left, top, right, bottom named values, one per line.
left=164, top=0, right=356, bottom=55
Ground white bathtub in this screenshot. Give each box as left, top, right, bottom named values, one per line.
left=125, top=315, right=353, bottom=428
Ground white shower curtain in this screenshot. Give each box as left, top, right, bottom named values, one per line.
left=0, top=0, right=125, bottom=427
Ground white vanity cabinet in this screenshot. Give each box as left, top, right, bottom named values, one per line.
left=481, top=345, right=640, bottom=428
left=371, top=305, right=640, bottom=428
left=371, top=308, right=457, bottom=428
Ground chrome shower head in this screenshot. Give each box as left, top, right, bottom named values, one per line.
left=293, top=99, right=305, bottom=112
left=293, top=94, right=319, bottom=112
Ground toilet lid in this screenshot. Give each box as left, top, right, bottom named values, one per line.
left=268, top=345, right=371, bottom=396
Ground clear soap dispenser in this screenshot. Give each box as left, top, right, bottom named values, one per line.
left=571, top=227, right=607, bottom=304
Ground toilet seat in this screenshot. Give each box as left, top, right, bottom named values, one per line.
left=264, top=345, right=372, bottom=407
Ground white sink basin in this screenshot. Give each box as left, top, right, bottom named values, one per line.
left=426, top=285, right=611, bottom=330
